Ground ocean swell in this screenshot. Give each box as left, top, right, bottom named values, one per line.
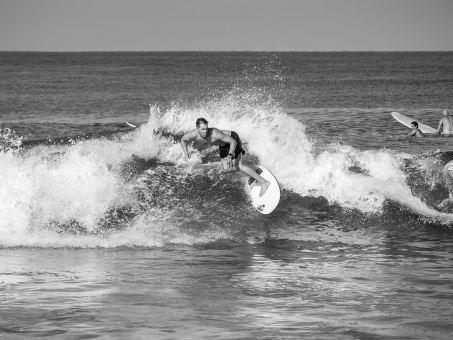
left=1, top=93, right=452, bottom=248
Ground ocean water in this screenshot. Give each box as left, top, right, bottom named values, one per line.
left=1, top=52, right=453, bottom=339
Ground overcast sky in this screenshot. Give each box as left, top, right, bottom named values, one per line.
left=1, top=0, right=452, bottom=51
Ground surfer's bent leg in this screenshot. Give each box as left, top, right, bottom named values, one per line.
left=235, top=154, right=270, bottom=197
left=219, top=131, right=270, bottom=196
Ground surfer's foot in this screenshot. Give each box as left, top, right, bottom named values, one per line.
left=259, top=180, right=271, bottom=197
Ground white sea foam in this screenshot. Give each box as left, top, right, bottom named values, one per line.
left=1, top=92, right=451, bottom=248
left=152, top=95, right=391, bottom=211
left=0, top=115, right=237, bottom=247
left=150, top=91, right=451, bottom=220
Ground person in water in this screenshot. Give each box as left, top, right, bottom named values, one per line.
left=437, top=159, right=453, bottom=210
left=181, top=118, right=271, bottom=197
left=437, top=110, right=453, bottom=135
left=405, top=121, right=425, bottom=138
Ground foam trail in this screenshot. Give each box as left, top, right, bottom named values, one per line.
left=0, top=128, right=172, bottom=241
left=1, top=144, right=121, bottom=238
left=0, top=151, right=34, bottom=235
left=0, top=115, right=231, bottom=247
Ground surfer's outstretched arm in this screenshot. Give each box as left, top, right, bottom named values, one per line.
left=181, top=130, right=198, bottom=160
left=404, top=130, right=416, bottom=138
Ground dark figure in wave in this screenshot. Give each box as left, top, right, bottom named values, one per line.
left=181, top=118, right=270, bottom=197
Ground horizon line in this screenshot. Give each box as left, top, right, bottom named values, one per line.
left=1, top=50, right=453, bottom=53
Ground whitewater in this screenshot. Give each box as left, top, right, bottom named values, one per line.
left=2, top=93, right=452, bottom=248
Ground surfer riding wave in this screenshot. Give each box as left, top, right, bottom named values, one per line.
left=181, top=118, right=270, bottom=197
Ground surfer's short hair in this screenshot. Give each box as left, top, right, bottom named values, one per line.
left=411, top=121, right=418, bottom=128
left=196, top=118, right=209, bottom=127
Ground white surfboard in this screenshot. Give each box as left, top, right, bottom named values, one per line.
left=248, top=166, right=281, bottom=214
left=391, top=112, right=437, bottom=134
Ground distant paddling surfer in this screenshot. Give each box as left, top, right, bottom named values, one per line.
left=437, top=110, right=453, bottom=135
left=181, top=118, right=271, bottom=197
left=405, top=121, right=425, bottom=138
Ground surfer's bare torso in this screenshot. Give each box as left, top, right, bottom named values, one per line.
left=189, top=128, right=230, bottom=147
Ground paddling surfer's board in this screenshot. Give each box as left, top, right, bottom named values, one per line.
left=248, top=166, right=280, bottom=214
left=391, top=112, right=437, bottom=134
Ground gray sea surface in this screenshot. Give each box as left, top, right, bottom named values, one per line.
left=1, top=52, right=453, bottom=339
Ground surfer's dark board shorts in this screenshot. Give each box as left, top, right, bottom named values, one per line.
left=219, top=131, right=245, bottom=159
